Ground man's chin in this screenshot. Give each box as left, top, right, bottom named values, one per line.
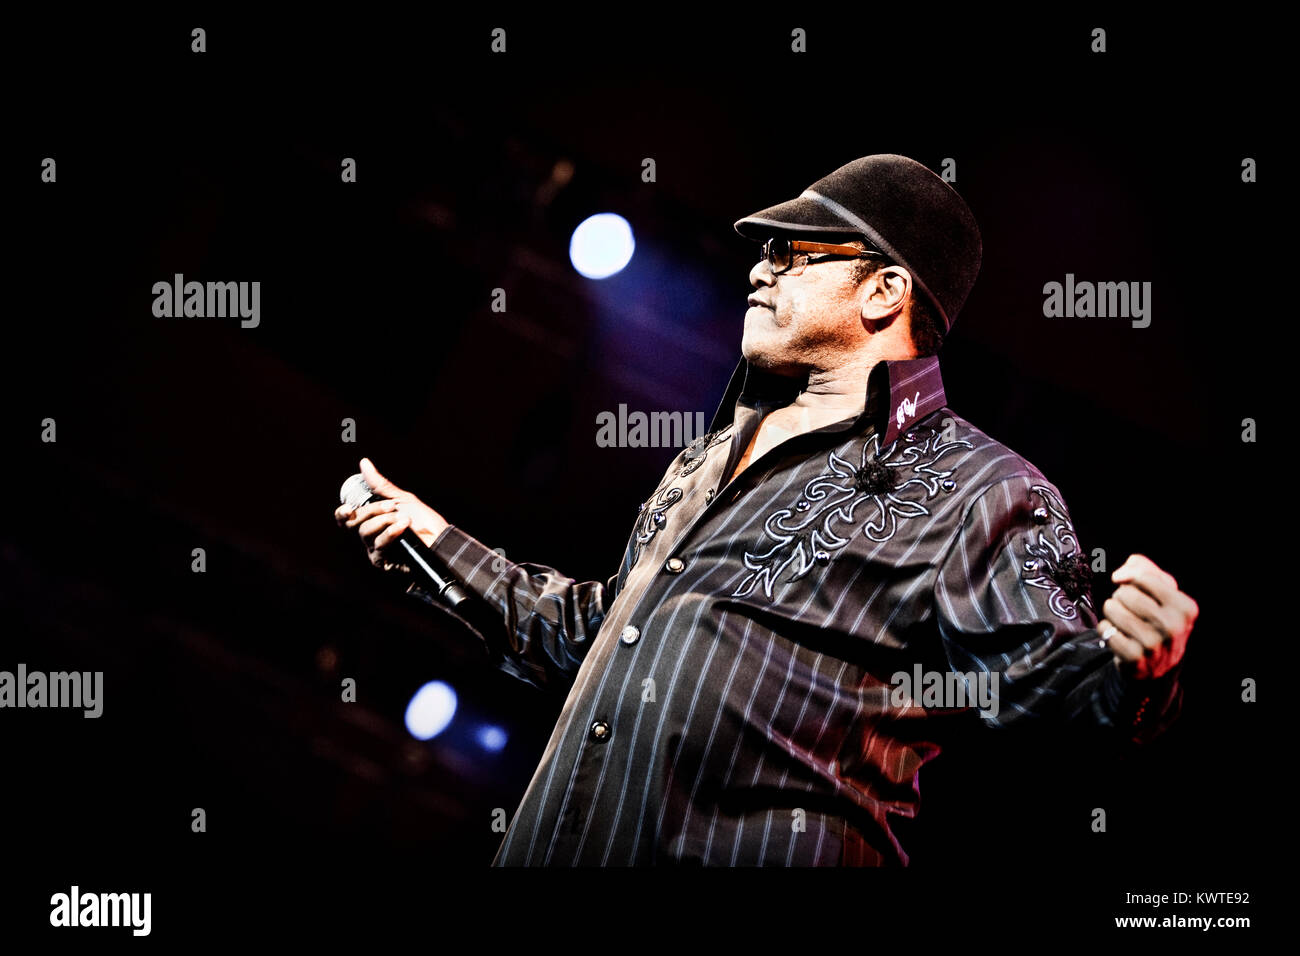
left=740, top=337, right=770, bottom=366
left=741, top=340, right=800, bottom=377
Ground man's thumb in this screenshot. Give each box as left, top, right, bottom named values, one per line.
left=360, top=457, right=399, bottom=496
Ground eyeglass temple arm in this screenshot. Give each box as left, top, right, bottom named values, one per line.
left=787, top=239, right=884, bottom=256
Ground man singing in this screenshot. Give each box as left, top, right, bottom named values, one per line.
left=335, top=154, right=1196, bottom=866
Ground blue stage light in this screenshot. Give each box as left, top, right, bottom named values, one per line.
left=405, top=680, right=457, bottom=741
left=476, top=725, right=508, bottom=752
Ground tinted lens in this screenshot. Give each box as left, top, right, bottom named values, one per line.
left=767, top=238, right=791, bottom=272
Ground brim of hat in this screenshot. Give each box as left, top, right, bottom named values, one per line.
left=734, top=196, right=862, bottom=241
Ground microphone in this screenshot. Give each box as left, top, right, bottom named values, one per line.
left=339, top=473, right=469, bottom=607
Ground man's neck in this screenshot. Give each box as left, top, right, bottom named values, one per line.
left=728, top=354, right=898, bottom=485
left=788, top=357, right=877, bottom=415
left=726, top=346, right=915, bottom=485
left=755, top=358, right=877, bottom=444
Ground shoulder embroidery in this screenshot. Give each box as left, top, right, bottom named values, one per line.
left=678, top=426, right=733, bottom=477
left=732, top=421, right=973, bottom=599
left=1021, top=483, right=1095, bottom=621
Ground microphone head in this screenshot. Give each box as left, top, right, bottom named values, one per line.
left=339, top=473, right=376, bottom=510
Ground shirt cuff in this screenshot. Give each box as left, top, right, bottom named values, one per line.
left=1101, top=655, right=1185, bottom=744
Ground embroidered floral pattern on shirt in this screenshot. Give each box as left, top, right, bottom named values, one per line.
left=622, top=427, right=731, bottom=574
left=732, top=423, right=973, bottom=599
left=1022, top=484, right=1095, bottom=621
left=628, top=485, right=684, bottom=571
left=678, top=426, right=733, bottom=477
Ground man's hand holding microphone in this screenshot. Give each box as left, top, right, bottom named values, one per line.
left=334, top=458, right=471, bottom=610
left=335, top=457, right=448, bottom=573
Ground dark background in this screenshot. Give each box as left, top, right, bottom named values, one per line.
left=3, top=10, right=1275, bottom=942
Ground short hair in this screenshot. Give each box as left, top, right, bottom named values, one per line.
left=848, top=247, right=945, bottom=356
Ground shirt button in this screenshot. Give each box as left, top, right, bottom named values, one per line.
left=665, top=557, right=685, bottom=574
left=590, top=720, right=611, bottom=741
left=620, top=625, right=641, bottom=645
left=705, top=489, right=716, bottom=502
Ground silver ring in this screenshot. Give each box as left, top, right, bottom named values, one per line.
left=1100, top=623, right=1119, bottom=642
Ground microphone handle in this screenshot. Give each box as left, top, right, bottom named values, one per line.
left=395, top=530, right=470, bottom=607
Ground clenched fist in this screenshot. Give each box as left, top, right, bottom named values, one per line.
left=1102, top=553, right=1197, bottom=680
left=334, top=457, right=449, bottom=573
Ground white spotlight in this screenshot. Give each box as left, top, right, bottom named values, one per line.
left=569, top=213, right=635, bottom=279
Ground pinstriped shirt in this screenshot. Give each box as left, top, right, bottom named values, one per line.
left=411, top=353, right=1184, bottom=866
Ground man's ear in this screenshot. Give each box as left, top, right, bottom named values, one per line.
left=859, top=265, right=911, bottom=324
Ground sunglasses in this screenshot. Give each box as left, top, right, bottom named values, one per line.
left=761, top=237, right=888, bottom=276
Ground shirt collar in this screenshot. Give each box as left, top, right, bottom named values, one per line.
left=707, top=353, right=948, bottom=448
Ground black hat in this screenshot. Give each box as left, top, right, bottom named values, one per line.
left=734, top=154, right=981, bottom=332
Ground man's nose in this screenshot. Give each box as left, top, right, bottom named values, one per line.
left=749, top=258, right=775, bottom=288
